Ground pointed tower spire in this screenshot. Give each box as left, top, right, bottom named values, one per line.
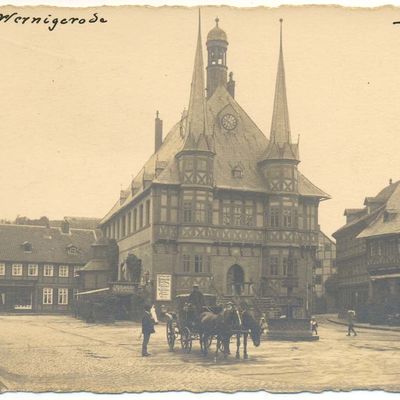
left=182, top=8, right=209, bottom=150
left=260, top=19, right=299, bottom=163
left=270, top=18, right=291, bottom=144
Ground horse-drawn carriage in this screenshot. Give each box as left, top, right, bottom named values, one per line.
left=165, top=293, right=219, bottom=353
left=165, top=293, right=262, bottom=359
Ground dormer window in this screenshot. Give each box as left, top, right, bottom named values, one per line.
left=232, top=169, right=242, bottom=178
left=230, top=161, right=244, bottom=179
left=22, top=241, right=32, bottom=253
left=67, top=245, right=79, bottom=255
left=232, top=168, right=243, bottom=179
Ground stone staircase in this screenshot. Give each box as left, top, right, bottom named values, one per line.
left=252, top=296, right=282, bottom=319
left=207, top=278, right=283, bottom=319
left=216, top=294, right=282, bottom=319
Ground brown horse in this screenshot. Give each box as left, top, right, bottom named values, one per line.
left=232, top=309, right=262, bottom=359
left=199, top=307, right=238, bottom=359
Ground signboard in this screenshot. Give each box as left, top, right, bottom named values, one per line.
left=156, top=274, right=172, bottom=301
left=111, top=283, right=136, bottom=295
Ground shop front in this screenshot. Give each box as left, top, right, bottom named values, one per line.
left=0, top=282, right=35, bottom=312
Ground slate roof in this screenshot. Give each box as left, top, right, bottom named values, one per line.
left=357, top=211, right=400, bottom=239
left=99, top=20, right=330, bottom=226
left=100, top=84, right=330, bottom=225
left=0, top=224, right=97, bottom=264
left=357, top=181, right=400, bottom=239
left=333, top=180, right=400, bottom=239
left=206, top=18, right=228, bottom=43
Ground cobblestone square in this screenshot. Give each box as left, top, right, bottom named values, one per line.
left=0, top=315, right=400, bottom=393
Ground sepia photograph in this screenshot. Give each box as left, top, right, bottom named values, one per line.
left=0, top=2, right=400, bottom=395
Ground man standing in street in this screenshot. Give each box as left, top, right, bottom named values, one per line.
left=346, top=309, right=357, bottom=336
left=141, top=304, right=156, bottom=356
left=311, top=317, right=318, bottom=336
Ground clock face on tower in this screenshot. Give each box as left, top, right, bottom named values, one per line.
left=221, top=113, right=238, bottom=131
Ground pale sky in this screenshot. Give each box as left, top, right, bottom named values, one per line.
left=0, top=5, right=399, bottom=237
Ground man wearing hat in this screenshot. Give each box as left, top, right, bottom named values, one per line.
left=141, top=304, right=156, bottom=356
left=188, top=284, right=205, bottom=315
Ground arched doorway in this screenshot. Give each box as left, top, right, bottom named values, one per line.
left=227, top=264, right=244, bottom=296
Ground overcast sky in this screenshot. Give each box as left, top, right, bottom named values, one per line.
left=0, top=5, right=399, bottom=236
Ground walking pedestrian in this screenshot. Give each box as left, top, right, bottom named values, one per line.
left=141, top=304, right=156, bottom=356
left=346, top=309, right=357, bottom=336
left=259, top=313, right=268, bottom=335
left=310, top=317, right=318, bottom=335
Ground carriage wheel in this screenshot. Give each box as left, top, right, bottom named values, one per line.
left=166, top=322, right=175, bottom=351
left=180, top=327, right=192, bottom=353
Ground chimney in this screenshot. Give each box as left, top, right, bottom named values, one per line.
left=227, top=72, right=235, bottom=98
left=389, top=178, right=393, bottom=185
left=155, top=111, right=163, bottom=153
left=61, top=218, right=70, bottom=234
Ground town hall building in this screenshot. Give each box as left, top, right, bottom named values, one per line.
left=99, top=16, right=330, bottom=317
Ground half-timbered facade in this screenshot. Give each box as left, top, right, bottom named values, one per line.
left=99, top=17, right=330, bottom=317
left=333, top=180, right=400, bottom=322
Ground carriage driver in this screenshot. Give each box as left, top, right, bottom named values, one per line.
left=188, top=284, right=205, bottom=314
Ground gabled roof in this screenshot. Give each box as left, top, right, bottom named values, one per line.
left=334, top=180, right=400, bottom=239
left=99, top=20, right=330, bottom=226
left=357, top=210, right=400, bottom=239
left=100, top=84, right=330, bottom=225
left=0, top=224, right=97, bottom=264
left=357, top=181, right=400, bottom=239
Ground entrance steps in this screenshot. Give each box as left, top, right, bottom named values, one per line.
left=216, top=295, right=282, bottom=319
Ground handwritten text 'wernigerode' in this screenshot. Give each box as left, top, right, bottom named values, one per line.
left=0, top=12, right=108, bottom=32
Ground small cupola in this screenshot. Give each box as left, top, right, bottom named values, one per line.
left=206, top=17, right=229, bottom=99
left=207, top=17, right=228, bottom=43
